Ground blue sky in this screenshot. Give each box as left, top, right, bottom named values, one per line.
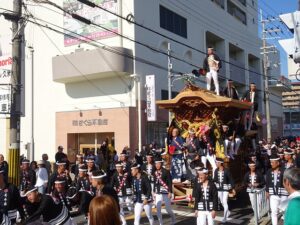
left=258, top=0, right=298, bottom=76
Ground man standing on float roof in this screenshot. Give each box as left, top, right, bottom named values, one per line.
left=203, top=47, right=222, bottom=96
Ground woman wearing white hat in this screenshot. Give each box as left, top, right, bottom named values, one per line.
left=35, top=160, right=48, bottom=194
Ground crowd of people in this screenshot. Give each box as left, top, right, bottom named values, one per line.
left=1, top=135, right=300, bottom=225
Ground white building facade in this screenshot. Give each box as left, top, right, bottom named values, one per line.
left=0, top=0, right=268, bottom=162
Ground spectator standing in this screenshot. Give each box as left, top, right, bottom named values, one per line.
left=283, top=168, right=300, bottom=225
left=35, top=160, right=48, bottom=194
left=42, top=154, right=52, bottom=176
left=88, top=195, right=121, bottom=225
left=0, top=154, right=9, bottom=183
left=55, top=146, right=67, bottom=163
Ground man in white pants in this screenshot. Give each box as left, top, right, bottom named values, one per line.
left=153, top=156, right=176, bottom=225
left=266, top=154, right=288, bottom=225
left=111, top=161, right=133, bottom=225
left=194, top=168, right=218, bottom=225
left=213, top=158, right=234, bottom=223
left=199, top=134, right=217, bottom=174
left=203, top=47, right=222, bottom=96
left=131, top=163, right=154, bottom=225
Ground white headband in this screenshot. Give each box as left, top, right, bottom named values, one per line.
left=24, top=187, right=38, bottom=196
left=91, top=173, right=107, bottom=179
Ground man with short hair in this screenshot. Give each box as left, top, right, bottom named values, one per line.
left=111, top=161, right=133, bottom=225
left=24, top=186, right=74, bottom=225
left=203, top=47, right=222, bottom=96
left=243, top=83, right=259, bottom=130
left=55, top=146, right=67, bottom=163
left=153, top=157, right=175, bottom=225
left=213, top=158, right=234, bottom=223
left=266, top=154, right=288, bottom=225
left=283, top=149, right=295, bottom=169
left=20, top=159, right=36, bottom=194
left=47, top=161, right=71, bottom=194
left=169, top=127, right=186, bottom=183
left=75, top=165, right=93, bottom=216
left=222, top=79, right=239, bottom=100
left=131, top=163, right=154, bottom=225
left=283, top=168, right=300, bottom=225
left=194, top=168, right=218, bottom=225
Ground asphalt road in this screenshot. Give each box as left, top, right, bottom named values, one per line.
left=73, top=192, right=258, bottom=225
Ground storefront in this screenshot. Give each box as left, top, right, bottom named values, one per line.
left=56, top=107, right=139, bottom=162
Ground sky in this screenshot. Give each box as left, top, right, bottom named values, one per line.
left=258, top=0, right=298, bottom=76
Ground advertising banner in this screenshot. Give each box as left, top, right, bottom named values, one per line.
left=63, top=0, right=119, bottom=46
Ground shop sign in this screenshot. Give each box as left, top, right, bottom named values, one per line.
left=72, top=118, right=108, bottom=126
left=0, top=34, right=12, bottom=116
left=146, top=75, right=156, bottom=121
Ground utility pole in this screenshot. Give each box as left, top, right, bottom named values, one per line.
left=9, top=0, right=23, bottom=185
left=167, top=43, right=172, bottom=125
left=260, top=10, right=280, bottom=143
left=29, top=46, right=34, bottom=161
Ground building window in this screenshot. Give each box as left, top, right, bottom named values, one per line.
left=160, top=5, right=187, bottom=38
left=237, top=0, right=246, bottom=6
left=211, top=0, right=225, bottom=9
left=146, top=122, right=169, bottom=147
left=227, top=0, right=247, bottom=25
left=161, top=89, right=179, bottom=100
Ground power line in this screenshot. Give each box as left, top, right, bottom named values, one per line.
left=23, top=1, right=294, bottom=100
left=25, top=14, right=286, bottom=107
left=18, top=2, right=300, bottom=97
left=33, top=0, right=274, bottom=78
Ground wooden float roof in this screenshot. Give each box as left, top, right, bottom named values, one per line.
left=156, top=84, right=252, bottom=110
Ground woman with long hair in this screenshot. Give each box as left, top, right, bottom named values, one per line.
left=88, top=195, right=121, bottom=225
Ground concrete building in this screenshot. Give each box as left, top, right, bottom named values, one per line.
left=0, top=0, right=271, bottom=162
left=283, top=82, right=300, bottom=136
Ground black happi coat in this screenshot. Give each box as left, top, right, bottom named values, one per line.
left=153, top=168, right=172, bottom=194
left=0, top=183, right=21, bottom=222
left=265, top=168, right=288, bottom=196
left=194, top=181, right=218, bottom=211
left=133, top=173, right=152, bottom=203
left=20, top=169, right=36, bottom=191
left=111, top=171, right=133, bottom=197
left=47, top=171, right=72, bottom=194
left=142, top=163, right=155, bottom=183
left=243, top=171, right=265, bottom=192
left=213, top=168, right=234, bottom=191
left=25, top=194, right=71, bottom=225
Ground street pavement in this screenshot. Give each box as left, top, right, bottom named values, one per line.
left=72, top=192, right=269, bottom=225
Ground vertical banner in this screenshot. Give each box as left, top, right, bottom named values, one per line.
left=146, top=75, right=156, bottom=121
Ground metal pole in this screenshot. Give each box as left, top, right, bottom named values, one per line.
left=137, top=75, right=142, bottom=153
left=29, top=46, right=34, bottom=161
left=8, top=0, right=22, bottom=185
left=167, top=43, right=172, bottom=125
left=253, top=191, right=259, bottom=225
left=131, top=74, right=142, bottom=152
left=261, top=10, right=272, bottom=142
